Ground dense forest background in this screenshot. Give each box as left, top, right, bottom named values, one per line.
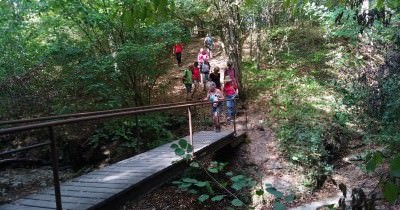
left=1, top=0, right=400, bottom=208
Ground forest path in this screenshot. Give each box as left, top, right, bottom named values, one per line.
left=154, top=37, right=228, bottom=103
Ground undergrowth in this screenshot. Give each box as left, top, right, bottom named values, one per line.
left=243, top=26, right=358, bottom=190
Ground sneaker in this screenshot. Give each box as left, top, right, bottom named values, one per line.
left=215, top=126, right=221, bottom=133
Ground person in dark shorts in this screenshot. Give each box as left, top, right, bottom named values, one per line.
left=173, top=43, right=183, bottom=66
left=182, top=66, right=192, bottom=100
left=204, top=82, right=224, bottom=132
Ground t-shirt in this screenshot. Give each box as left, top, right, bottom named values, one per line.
left=209, top=73, right=221, bottom=89
left=205, top=36, right=213, bottom=46
left=183, top=69, right=192, bottom=84
left=224, top=67, right=236, bottom=84
left=201, top=63, right=210, bottom=73
left=174, top=44, right=183, bottom=53
left=223, top=82, right=237, bottom=96
left=192, top=67, right=201, bottom=80
left=209, top=89, right=223, bottom=103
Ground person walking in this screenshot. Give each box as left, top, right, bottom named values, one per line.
left=173, top=42, right=183, bottom=66
left=182, top=66, right=192, bottom=100
left=204, top=34, right=214, bottom=58
left=204, top=82, right=224, bottom=132
left=209, top=67, right=221, bottom=90
left=223, top=76, right=238, bottom=124
left=224, top=61, right=237, bottom=86
left=191, top=61, right=201, bottom=99
left=201, top=60, right=211, bottom=91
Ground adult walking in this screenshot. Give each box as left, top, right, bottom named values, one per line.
left=173, top=42, right=183, bottom=67
left=223, top=76, right=238, bottom=124
left=204, top=34, right=214, bottom=58
left=182, top=66, right=192, bottom=100
left=209, top=67, right=221, bottom=90
left=224, top=61, right=237, bottom=85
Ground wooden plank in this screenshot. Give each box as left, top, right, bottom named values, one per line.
left=25, top=194, right=101, bottom=205
left=0, top=204, right=50, bottom=210
left=62, top=181, right=126, bottom=189
left=14, top=198, right=91, bottom=210
left=37, top=187, right=111, bottom=199
left=59, top=185, right=121, bottom=194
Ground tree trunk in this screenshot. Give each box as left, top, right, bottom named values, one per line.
left=256, top=24, right=262, bottom=70
left=223, top=2, right=242, bottom=91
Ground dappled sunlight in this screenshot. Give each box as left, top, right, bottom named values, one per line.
left=103, top=172, right=132, bottom=182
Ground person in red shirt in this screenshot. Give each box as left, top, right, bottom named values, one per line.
left=191, top=61, right=201, bottom=99
left=173, top=43, right=183, bottom=66
left=223, top=76, right=238, bottom=124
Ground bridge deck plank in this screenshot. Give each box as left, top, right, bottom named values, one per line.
left=0, top=130, right=238, bottom=210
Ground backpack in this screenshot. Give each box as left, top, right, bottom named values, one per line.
left=201, top=63, right=210, bottom=73
left=205, top=37, right=212, bottom=46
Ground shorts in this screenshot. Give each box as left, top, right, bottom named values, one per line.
left=193, top=79, right=200, bottom=85
left=202, top=73, right=209, bottom=83
left=205, top=45, right=213, bottom=50
left=212, top=103, right=223, bottom=116
left=185, top=84, right=192, bottom=93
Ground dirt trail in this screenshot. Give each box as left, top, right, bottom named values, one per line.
left=154, top=37, right=228, bottom=103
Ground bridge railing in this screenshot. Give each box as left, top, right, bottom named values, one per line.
left=0, top=98, right=243, bottom=210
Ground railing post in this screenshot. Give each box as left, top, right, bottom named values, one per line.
left=135, top=115, right=140, bottom=153
left=233, top=98, right=237, bottom=135
left=187, top=107, right=194, bottom=154
left=48, top=126, right=62, bottom=210
left=245, top=101, right=248, bottom=131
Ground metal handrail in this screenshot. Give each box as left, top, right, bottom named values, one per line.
left=0, top=100, right=209, bottom=126
left=0, top=98, right=238, bottom=210
left=0, top=99, right=238, bottom=135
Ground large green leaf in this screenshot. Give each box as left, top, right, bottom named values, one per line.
left=266, top=187, right=283, bottom=198
left=198, top=194, right=210, bottom=203
left=211, top=195, right=226, bottom=201
left=231, top=198, right=244, bottom=207
left=178, top=139, right=188, bottom=148
left=194, top=181, right=209, bottom=187
left=207, top=168, right=219, bottom=173
left=284, top=194, right=295, bottom=202
left=182, top=178, right=198, bottom=183
left=190, top=162, right=200, bottom=168
left=366, top=151, right=384, bottom=172
left=390, top=155, right=400, bottom=177
left=174, top=148, right=185, bottom=156
left=383, top=182, right=399, bottom=203
left=256, top=189, right=264, bottom=196
left=274, top=201, right=286, bottom=210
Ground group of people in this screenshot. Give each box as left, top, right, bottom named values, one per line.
left=177, top=34, right=238, bottom=133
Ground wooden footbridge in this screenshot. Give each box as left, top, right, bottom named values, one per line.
left=0, top=100, right=246, bottom=210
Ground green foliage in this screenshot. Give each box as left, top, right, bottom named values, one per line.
left=363, top=152, right=400, bottom=203
left=262, top=183, right=295, bottom=210
left=89, top=114, right=174, bottom=153
left=171, top=139, right=193, bottom=161
left=171, top=144, right=253, bottom=209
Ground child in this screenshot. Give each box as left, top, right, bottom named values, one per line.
left=204, top=82, right=224, bottom=132
left=223, top=76, right=238, bottom=124
left=209, top=67, right=221, bottom=89
left=182, top=66, right=192, bottom=100
left=192, top=61, right=201, bottom=99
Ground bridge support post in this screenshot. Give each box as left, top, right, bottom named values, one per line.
left=48, top=126, right=62, bottom=210
left=187, top=107, right=194, bottom=154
